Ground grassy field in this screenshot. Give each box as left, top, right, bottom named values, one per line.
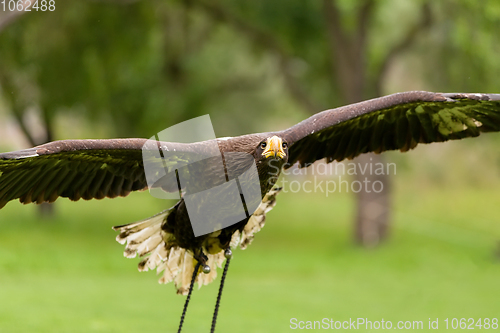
left=0, top=174, right=499, bottom=332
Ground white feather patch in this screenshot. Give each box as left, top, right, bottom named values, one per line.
left=113, top=187, right=282, bottom=294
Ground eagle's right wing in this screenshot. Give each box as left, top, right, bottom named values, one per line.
left=0, top=138, right=214, bottom=208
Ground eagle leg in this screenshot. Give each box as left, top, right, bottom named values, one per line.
left=194, top=248, right=211, bottom=274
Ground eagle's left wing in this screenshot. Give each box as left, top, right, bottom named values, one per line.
left=279, top=91, right=500, bottom=168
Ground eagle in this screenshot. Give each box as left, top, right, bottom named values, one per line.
left=1, top=91, right=500, bottom=296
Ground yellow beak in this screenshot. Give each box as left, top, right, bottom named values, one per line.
left=262, top=136, right=286, bottom=159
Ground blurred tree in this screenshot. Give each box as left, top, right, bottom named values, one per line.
left=418, top=0, right=500, bottom=92
left=0, top=0, right=499, bottom=241
left=0, top=0, right=301, bottom=216
left=0, top=0, right=294, bottom=140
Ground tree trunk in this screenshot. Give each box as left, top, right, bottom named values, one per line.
left=353, top=154, right=390, bottom=247
left=323, top=0, right=390, bottom=247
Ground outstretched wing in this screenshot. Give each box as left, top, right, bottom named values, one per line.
left=0, top=139, right=150, bottom=208
left=0, top=138, right=217, bottom=209
left=280, top=91, right=500, bottom=167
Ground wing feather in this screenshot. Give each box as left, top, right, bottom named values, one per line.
left=395, top=114, right=410, bottom=150
left=43, top=167, right=71, bottom=201
left=280, top=91, right=500, bottom=167
left=0, top=138, right=214, bottom=208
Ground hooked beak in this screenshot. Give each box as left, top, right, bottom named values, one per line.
left=262, top=136, right=286, bottom=159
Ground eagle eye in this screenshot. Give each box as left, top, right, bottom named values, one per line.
left=282, top=142, right=287, bottom=149
left=260, top=142, right=267, bottom=149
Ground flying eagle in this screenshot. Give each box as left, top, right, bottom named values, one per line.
left=1, top=91, right=500, bottom=295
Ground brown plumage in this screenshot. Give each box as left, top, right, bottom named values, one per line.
left=1, top=91, right=500, bottom=293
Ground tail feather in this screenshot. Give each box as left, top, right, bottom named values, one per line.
left=175, top=252, right=195, bottom=295
left=138, top=239, right=167, bottom=271
left=126, top=224, right=161, bottom=246
left=239, top=187, right=281, bottom=250
left=114, top=209, right=170, bottom=245
left=157, top=249, right=177, bottom=283
left=166, top=247, right=182, bottom=277
left=113, top=187, right=282, bottom=295
left=136, top=233, right=163, bottom=257
left=144, top=241, right=169, bottom=271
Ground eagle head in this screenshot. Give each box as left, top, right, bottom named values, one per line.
left=258, top=136, right=287, bottom=160
left=254, top=135, right=288, bottom=192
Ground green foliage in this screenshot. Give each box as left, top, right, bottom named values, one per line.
left=2, top=0, right=500, bottom=140
left=413, top=0, right=500, bottom=93
left=0, top=0, right=303, bottom=139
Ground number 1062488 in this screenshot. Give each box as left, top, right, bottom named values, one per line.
left=1, top=0, right=55, bottom=11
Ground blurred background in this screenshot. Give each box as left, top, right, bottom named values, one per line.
left=0, top=0, right=500, bottom=332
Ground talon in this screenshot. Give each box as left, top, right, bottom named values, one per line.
left=194, top=248, right=209, bottom=267
left=202, top=265, right=211, bottom=274
left=224, top=248, right=232, bottom=259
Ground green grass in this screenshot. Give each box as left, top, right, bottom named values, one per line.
left=0, top=180, right=499, bottom=332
